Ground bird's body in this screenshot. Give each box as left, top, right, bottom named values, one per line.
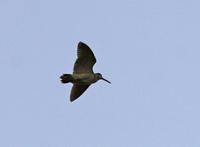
left=62, top=73, right=97, bottom=84
left=60, top=42, right=111, bottom=102
left=73, top=73, right=96, bottom=84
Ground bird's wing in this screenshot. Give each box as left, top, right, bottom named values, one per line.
left=70, top=84, right=90, bottom=102
left=73, top=42, right=96, bottom=74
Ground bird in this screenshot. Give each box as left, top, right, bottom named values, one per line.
left=60, top=41, right=111, bottom=102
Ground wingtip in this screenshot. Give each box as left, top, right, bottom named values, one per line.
left=70, top=97, right=77, bottom=102
left=78, top=41, right=92, bottom=52
left=78, top=41, right=84, bottom=45
left=78, top=41, right=88, bottom=47
left=70, top=94, right=79, bottom=102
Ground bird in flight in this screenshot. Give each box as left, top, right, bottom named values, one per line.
left=60, top=42, right=111, bottom=102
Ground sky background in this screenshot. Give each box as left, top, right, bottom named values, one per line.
left=1, top=0, right=200, bottom=146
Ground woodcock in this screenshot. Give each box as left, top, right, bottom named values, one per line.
left=60, top=42, right=111, bottom=102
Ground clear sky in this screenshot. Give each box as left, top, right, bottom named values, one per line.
left=1, top=0, right=200, bottom=146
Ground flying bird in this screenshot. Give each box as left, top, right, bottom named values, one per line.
left=60, top=42, right=111, bottom=102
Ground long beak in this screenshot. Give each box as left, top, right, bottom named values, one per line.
left=101, top=77, right=111, bottom=84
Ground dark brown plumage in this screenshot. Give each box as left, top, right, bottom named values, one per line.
left=60, top=42, right=111, bottom=102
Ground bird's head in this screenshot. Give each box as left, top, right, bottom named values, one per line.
left=95, top=73, right=111, bottom=84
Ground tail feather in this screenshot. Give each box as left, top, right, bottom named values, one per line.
left=60, top=74, right=73, bottom=83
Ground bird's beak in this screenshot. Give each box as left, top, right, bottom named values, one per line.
left=101, top=77, right=111, bottom=84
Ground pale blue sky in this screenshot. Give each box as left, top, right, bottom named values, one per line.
left=1, top=0, right=200, bottom=146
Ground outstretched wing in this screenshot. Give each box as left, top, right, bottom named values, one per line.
left=73, top=42, right=96, bottom=74
left=70, top=84, right=90, bottom=102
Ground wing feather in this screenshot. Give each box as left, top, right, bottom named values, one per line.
left=70, top=84, right=90, bottom=102
left=73, top=42, right=96, bottom=73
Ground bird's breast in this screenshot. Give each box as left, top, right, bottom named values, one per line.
left=72, top=73, right=96, bottom=84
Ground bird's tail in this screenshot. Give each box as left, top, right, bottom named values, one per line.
left=60, top=74, right=73, bottom=83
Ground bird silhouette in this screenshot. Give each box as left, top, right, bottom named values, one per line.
left=60, top=42, right=111, bottom=102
